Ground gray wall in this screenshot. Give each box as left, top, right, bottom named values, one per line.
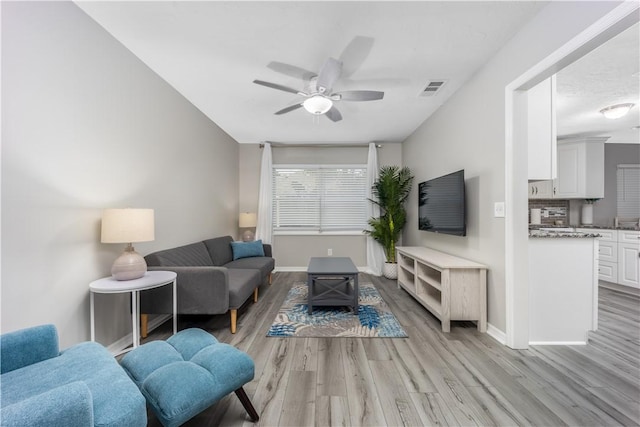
left=401, top=1, right=621, bottom=333
left=567, top=143, right=640, bottom=226
left=238, top=144, right=402, bottom=269
left=595, top=143, right=640, bottom=225
left=1, top=2, right=239, bottom=348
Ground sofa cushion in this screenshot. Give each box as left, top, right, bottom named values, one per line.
left=226, top=257, right=275, bottom=279
left=203, top=236, right=234, bottom=266
left=1, top=341, right=146, bottom=426
left=145, top=242, right=213, bottom=267
left=227, top=269, right=261, bottom=308
left=230, top=240, right=265, bottom=260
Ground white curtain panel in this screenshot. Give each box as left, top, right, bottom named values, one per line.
left=255, top=142, right=273, bottom=244
left=366, top=143, right=384, bottom=276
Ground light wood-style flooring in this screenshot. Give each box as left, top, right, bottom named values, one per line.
left=144, top=272, right=640, bottom=426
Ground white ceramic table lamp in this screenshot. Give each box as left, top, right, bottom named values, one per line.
left=101, top=208, right=155, bottom=280
left=239, top=212, right=257, bottom=242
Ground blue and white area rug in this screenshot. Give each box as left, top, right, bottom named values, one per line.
left=267, top=283, right=408, bottom=338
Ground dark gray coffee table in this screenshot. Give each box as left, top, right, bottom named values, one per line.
left=306, top=257, right=359, bottom=314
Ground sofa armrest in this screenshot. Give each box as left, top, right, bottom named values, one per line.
left=262, top=243, right=272, bottom=258
left=142, top=266, right=230, bottom=314
left=0, top=381, right=93, bottom=426
left=0, top=324, right=59, bottom=374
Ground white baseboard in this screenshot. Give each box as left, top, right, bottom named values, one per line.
left=529, top=341, right=586, bottom=346
left=106, top=314, right=172, bottom=355
left=486, top=323, right=506, bottom=345
left=106, top=335, right=133, bottom=356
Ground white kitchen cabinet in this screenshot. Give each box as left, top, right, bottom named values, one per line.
left=618, top=230, right=640, bottom=288
left=578, top=228, right=618, bottom=282
left=598, top=261, right=618, bottom=283
left=528, top=180, right=554, bottom=199
left=527, top=76, right=557, bottom=180
left=555, top=137, right=606, bottom=199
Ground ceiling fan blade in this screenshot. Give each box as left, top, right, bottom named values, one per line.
left=335, top=90, right=384, bottom=101
left=316, top=57, right=343, bottom=94
left=275, top=103, right=304, bottom=115
left=267, top=61, right=316, bottom=81
left=253, top=79, right=302, bottom=95
left=325, top=106, right=343, bottom=122
left=339, top=36, right=375, bottom=78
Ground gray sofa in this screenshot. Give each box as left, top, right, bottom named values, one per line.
left=140, top=236, right=274, bottom=334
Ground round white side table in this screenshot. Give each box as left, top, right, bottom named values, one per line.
left=90, top=270, right=177, bottom=353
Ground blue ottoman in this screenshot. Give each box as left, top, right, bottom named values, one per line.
left=121, top=328, right=258, bottom=427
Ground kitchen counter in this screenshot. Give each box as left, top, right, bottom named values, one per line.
left=529, top=224, right=640, bottom=231
left=575, top=224, right=640, bottom=231
left=529, top=230, right=601, bottom=238
left=529, top=235, right=598, bottom=344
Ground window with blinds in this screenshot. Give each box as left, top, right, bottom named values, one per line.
left=617, top=164, right=640, bottom=218
left=272, top=165, right=368, bottom=233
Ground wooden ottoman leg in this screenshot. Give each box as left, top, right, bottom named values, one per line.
left=253, top=287, right=259, bottom=303
left=235, top=387, right=259, bottom=422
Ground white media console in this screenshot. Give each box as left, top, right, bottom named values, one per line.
left=396, top=246, right=488, bottom=332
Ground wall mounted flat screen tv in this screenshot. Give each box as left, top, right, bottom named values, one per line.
left=418, top=169, right=466, bottom=236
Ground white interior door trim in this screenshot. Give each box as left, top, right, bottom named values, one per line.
left=505, top=1, right=640, bottom=349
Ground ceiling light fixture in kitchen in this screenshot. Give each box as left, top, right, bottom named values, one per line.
left=599, top=103, right=635, bottom=119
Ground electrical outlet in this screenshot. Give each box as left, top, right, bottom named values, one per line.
left=328, top=248, right=333, bottom=256
left=494, top=202, right=505, bottom=218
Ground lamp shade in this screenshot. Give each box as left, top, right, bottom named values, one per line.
left=239, top=212, right=257, bottom=228
left=101, top=209, right=155, bottom=243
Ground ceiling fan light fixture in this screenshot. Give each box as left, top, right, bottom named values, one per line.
left=303, top=95, right=333, bottom=115
left=599, top=103, right=635, bottom=119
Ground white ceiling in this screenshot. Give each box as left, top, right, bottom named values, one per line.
left=76, top=1, right=638, bottom=146
left=556, top=22, right=640, bottom=144
left=76, top=1, right=547, bottom=145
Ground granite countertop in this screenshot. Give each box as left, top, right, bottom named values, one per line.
left=529, top=224, right=640, bottom=231
left=572, top=224, right=640, bottom=231
left=529, top=230, right=601, bottom=238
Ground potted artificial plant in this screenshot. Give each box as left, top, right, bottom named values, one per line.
left=365, top=165, right=414, bottom=279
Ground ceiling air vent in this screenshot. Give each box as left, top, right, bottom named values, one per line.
left=420, top=80, right=447, bottom=97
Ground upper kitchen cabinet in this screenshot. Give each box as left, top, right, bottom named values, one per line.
left=528, top=76, right=557, bottom=180
left=528, top=180, right=554, bottom=199
left=555, top=137, right=607, bottom=199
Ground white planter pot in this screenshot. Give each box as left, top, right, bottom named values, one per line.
left=581, top=204, right=593, bottom=225
left=383, top=262, right=398, bottom=279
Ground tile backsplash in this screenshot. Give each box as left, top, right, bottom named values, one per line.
left=528, top=199, right=570, bottom=225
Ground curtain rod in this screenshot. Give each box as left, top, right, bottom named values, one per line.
left=259, top=143, right=382, bottom=148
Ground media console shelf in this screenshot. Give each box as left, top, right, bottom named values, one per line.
left=396, top=246, right=487, bottom=332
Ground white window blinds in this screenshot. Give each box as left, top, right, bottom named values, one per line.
left=617, top=164, right=640, bottom=218
left=272, top=165, right=368, bottom=233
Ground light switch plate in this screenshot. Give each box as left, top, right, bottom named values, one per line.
left=494, top=202, right=505, bottom=218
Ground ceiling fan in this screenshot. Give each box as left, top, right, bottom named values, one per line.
left=253, top=57, right=384, bottom=122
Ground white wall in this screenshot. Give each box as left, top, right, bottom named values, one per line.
left=1, top=1, right=239, bottom=348
left=238, top=144, right=402, bottom=269
left=402, top=1, right=623, bottom=334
